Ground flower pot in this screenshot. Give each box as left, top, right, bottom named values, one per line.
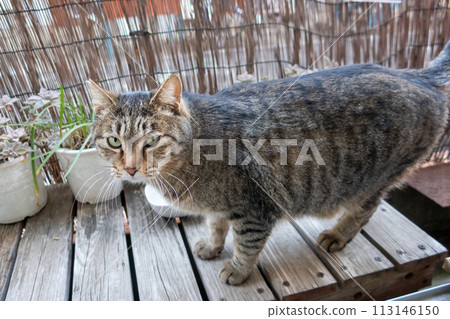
left=56, top=148, right=122, bottom=204
left=0, top=160, right=48, bottom=224
left=144, top=183, right=190, bottom=218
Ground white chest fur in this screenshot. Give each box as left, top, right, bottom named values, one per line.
left=144, top=183, right=190, bottom=217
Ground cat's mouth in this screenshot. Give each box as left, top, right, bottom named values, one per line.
left=111, top=167, right=146, bottom=183
left=121, top=173, right=147, bottom=184
left=119, top=168, right=160, bottom=183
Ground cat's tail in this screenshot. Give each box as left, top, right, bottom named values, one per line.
left=418, top=41, right=450, bottom=96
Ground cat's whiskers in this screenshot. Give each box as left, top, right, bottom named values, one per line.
left=112, top=180, right=124, bottom=224
left=137, top=177, right=168, bottom=221
left=172, top=164, right=200, bottom=178
left=138, top=178, right=168, bottom=229
left=105, top=177, right=123, bottom=215
left=155, top=175, right=177, bottom=221
left=71, top=169, right=111, bottom=207
left=76, top=170, right=114, bottom=216
left=163, top=172, right=194, bottom=209
left=158, top=175, right=181, bottom=226
left=76, top=172, right=114, bottom=227
left=97, top=179, right=111, bottom=218
left=75, top=177, right=200, bottom=301
left=103, top=177, right=120, bottom=217
left=94, top=176, right=116, bottom=218
left=159, top=174, right=180, bottom=210
left=128, top=186, right=153, bottom=223
left=144, top=177, right=165, bottom=220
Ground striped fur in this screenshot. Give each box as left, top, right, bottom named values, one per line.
left=89, top=42, right=450, bottom=285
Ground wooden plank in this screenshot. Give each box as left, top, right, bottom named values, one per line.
left=6, top=184, right=73, bottom=301
left=182, top=217, right=275, bottom=301
left=72, top=196, right=133, bottom=301
left=259, top=220, right=338, bottom=300
left=292, top=215, right=394, bottom=286
left=124, top=185, right=202, bottom=301
left=313, top=264, right=436, bottom=301
left=362, top=200, right=448, bottom=271
left=0, top=222, right=23, bottom=300
left=290, top=201, right=446, bottom=300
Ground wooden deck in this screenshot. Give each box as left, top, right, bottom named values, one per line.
left=0, top=184, right=447, bottom=301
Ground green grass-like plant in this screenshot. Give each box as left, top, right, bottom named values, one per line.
left=0, top=86, right=94, bottom=200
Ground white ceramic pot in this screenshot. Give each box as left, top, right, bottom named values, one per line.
left=144, top=183, right=190, bottom=218
left=0, top=159, right=48, bottom=224
left=56, top=148, right=122, bottom=204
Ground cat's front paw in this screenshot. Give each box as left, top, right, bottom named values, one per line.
left=317, top=229, right=347, bottom=253
left=218, top=260, right=252, bottom=285
left=194, top=238, right=223, bottom=260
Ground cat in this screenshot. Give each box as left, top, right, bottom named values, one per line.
left=87, top=41, right=449, bottom=286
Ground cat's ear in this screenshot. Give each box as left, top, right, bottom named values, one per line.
left=153, top=74, right=182, bottom=105
left=86, top=80, right=118, bottom=115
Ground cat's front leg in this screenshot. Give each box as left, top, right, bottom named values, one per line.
left=194, top=215, right=229, bottom=260
left=219, top=217, right=273, bottom=285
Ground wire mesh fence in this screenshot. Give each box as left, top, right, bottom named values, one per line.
left=0, top=0, right=449, bottom=164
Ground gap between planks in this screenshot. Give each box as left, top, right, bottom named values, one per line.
left=181, top=215, right=275, bottom=301
left=72, top=195, right=133, bottom=301
left=123, top=184, right=203, bottom=301
left=362, top=201, right=448, bottom=271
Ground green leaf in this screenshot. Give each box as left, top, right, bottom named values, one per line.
left=59, top=85, right=65, bottom=139
left=28, top=150, right=53, bottom=161
left=63, top=132, right=92, bottom=178
left=36, top=122, right=91, bottom=174
left=30, top=125, right=39, bottom=202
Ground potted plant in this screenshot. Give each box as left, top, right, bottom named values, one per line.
left=30, top=87, right=122, bottom=204
left=0, top=97, right=48, bottom=223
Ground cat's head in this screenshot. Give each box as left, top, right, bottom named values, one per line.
left=87, top=74, right=192, bottom=183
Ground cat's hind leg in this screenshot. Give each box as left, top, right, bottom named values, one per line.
left=194, top=215, right=230, bottom=260
left=317, top=194, right=381, bottom=253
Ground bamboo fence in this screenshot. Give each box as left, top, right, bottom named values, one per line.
left=0, top=0, right=449, bottom=166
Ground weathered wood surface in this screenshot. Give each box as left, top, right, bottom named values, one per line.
left=293, top=214, right=394, bottom=286
left=5, top=184, right=73, bottom=301
left=363, top=201, right=448, bottom=270
left=124, top=185, right=202, bottom=301
left=314, top=264, right=437, bottom=301
left=259, top=220, right=338, bottom=300
left=72, top=196, right=133, bottom=301
left=182, top=216, right=275, bottom=301
left=0, top=222, right=23, bottom=300
left=1, top=185, right=447, bottom=301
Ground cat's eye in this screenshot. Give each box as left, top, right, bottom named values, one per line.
left=145, top=136, right=160, bottom=148
left=107, top=136, right=122, bottom=148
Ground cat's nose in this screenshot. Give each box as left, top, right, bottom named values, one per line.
left=125, top=167, right=138, bottom=176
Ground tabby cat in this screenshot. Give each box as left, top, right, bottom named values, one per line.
left=87, top=42, right=449, bottom=285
